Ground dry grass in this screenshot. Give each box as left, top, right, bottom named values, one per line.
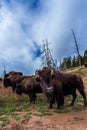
left=0, top=66, right=87, bottom=127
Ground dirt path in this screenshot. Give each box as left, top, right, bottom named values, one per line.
left=1, top=110, right=87, bottom=130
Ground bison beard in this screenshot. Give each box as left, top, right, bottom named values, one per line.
left=36, top=67, right=87, bottom=109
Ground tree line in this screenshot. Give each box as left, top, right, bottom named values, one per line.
left=60, top=50, right=87, bottom=70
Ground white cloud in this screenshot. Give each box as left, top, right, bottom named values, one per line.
left=0, top=0, right=87, bottom=75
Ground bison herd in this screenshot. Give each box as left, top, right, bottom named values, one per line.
left=3, top=71, right=42, bottom=104
left=3, top=67, right=87, bottom=109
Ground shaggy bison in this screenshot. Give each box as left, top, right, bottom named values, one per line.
left=3, top=71, right=24, bottom=92
left=36, top=67, right=87, bottom=109
left=3, top=71, right=42, bottom=104
left=36, top=67, right=64, bottom=109
left=15, top=76, right=42, bottom=104
left=4, top=71, right=23, bottom=76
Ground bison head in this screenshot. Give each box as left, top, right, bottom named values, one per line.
left=35, top=67, right=55, bottom=107
left=36, top=67, right=54, bottom=94
left=3, top=71, right=23, bottom=88
left=3, top=77, right=12, bottom=87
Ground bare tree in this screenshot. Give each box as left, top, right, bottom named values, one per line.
left=72, top=29, right=81, bottom=66
left=41, top=39, right=57, bottom=69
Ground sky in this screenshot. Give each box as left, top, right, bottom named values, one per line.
left=0, top=0, right=87, bottom=76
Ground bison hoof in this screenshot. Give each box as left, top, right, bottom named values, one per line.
left=66, top=104, right=73, bottom=107
left=57, top=106, right=63, bottom=109
left=84, top=103, right=87, bottom=108
left=47, top=105, right=52, bottom=109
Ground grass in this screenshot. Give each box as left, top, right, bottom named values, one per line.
left=0, top=94, right=49, bottom=126
left=0, top=66, right=87, bottom=126
left=58, top=108, right=70, bottom=113
left=0, top=116, right=9, bottom=127
left=0, top=93, right=87, bottom=127
left=14, top=116, right=20, bottom=121
left=23, top=114, right=31, bottom=119
left=66, top=66, right=87, bottom=78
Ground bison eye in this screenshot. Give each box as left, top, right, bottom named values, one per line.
left=52, top=75, right=55, bottom=79
left=36, top=77, right=41, bottom=82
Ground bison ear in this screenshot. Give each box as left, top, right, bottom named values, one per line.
left=51, top=69, right=55, bottom=79
left=51, top=69, right=54, bottom=75
left=4, top=74, right=9, bottom=78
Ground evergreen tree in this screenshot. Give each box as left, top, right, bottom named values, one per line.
left=66, top=57, right=72, bottom=68
left=84, top=50, right=87, bottom=62
left=72, top=56, right=76, bottom=67
left=84, top=50, right=87, bottom=67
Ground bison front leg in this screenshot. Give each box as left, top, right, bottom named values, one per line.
left=29, top=92, right=33, bottom=104
left=29, top=92, right=37, bottom=104
left=55, top=89, right=64, bottom=109
left=47, top=94, right=53, bottom=109
left=49, top=102, right=52, bottom=109
left=47, top=99, right=52, bottom=109
left=32, top=93, right=37, bottom=104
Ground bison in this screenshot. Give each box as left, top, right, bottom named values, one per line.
left=15, top=76, right=42, bottom=104
left=36, top=67, right=64, bottom=109
left=4, top=71, right=23, bottom=76
left=3, top=71, right=42, bottom=104
left=36, top=67, right=87, bottom=109
left=3, top=71, right=24, bottom=92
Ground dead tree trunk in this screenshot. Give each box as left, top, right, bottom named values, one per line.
left=72, top=29, right=81, bottom=66
left=41, top=39, right=57, bottom=69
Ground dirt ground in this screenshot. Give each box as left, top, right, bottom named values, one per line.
left=0, top=69, right=87, bottom=130
left=0, top=110, right=87, bottom=130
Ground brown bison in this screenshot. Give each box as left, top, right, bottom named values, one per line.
left=4, top=71, right=23, bottom=76
left=15, top=76, right=42, bottom=104
left=36, top=67, right=64, bottom=109
left=3, top=71, right=24, bottom=92
left=36, top=67, right=87, bottom=109
left=3, top=71, right=42, bottom=104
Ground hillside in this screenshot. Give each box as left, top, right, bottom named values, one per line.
left=0, top=67, right=87, bottom=130
left=66, top=66, right=87, bottom=90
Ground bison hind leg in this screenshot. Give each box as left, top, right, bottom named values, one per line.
left=78, top=88, right=87, bottom=106
left=69, top=92, right=77, bottom=106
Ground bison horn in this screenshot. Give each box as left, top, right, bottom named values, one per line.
left=51, top=69, right=54, bottom=75
left=46, top=87, right=53, bottom=90
left=35, top=70, right=39, bottom=78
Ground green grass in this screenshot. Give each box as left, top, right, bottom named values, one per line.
left=0, top=91, right=87, bottom=127
left=0, top=116, right=9, bottom=127
left=58, top=108, right=70, bottom=113
left=14, top=116, right=20, bottom=121
left=23, top=114, right=31, bottom=119
left=36, top=106, right=53, bottom=116
left=0, top=66, right=87, bottom=127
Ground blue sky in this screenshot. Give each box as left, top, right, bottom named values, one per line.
left=0, top=0, right=87, bottom=76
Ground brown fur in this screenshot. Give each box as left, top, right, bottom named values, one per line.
left=15, top=76, right=42, bottom=104
left=36, top=67, right=87, bottom=109
left=3, top=71, right=24, bottom=92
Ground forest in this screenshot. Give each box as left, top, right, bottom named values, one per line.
left=60, top=50, right=87, bottom=69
